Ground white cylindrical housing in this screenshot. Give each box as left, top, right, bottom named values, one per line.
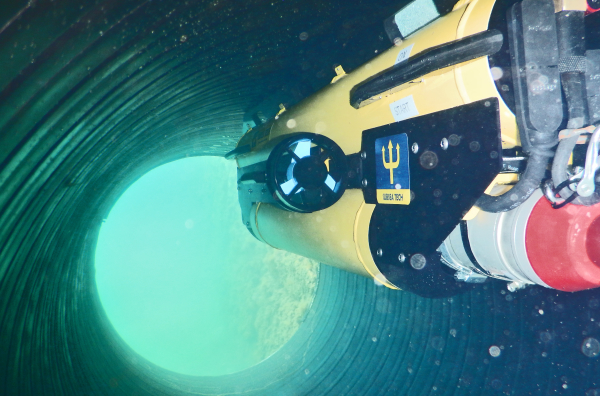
left=440, top=190, right=550, bottom=287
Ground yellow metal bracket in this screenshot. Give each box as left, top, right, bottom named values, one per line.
left=330, top=65, right=347, bottom=84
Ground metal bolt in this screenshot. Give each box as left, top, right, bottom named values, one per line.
left=507, top=281, right=527, bottom=292
left=376, top=248, right=383, bottom=257
left=398, top=253, right=406, bottom=263
left=361, top=151, right=367, bottom=159
left=411, top=142, right=419, bottom=154
left=362, top=178, right=368, bottom=188
left=410, top=254, right=427, bottom=270
left=440, top=138, right=448, bottom=150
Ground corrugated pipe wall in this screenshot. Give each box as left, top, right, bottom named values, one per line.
left=1, top=0, right=600, bottom=394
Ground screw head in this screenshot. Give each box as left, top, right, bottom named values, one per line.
left=362, top=179, right=368, bottom=188
left=398, top=253, right=406, bottom=262
left=361, top=151, right=367, bottom=159
left=411, top=142, right=419, bottom=154
left=376, top=248, right=383, bottom=257
left=440, top=138, right=448, bottom=150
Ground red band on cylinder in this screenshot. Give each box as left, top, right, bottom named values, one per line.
left=526, top=197, right=600, bottom=291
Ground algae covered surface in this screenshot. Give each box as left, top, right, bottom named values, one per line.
left=95, top=156, right=318, bottom=376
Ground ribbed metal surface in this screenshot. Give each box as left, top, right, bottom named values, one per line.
left=1, top=0, right=600, bottom=395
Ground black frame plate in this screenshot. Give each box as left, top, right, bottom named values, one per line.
left=361, top=98, right=503, bottom=296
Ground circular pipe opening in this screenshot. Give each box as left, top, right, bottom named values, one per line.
left=95, top=156, right=318, bottom=376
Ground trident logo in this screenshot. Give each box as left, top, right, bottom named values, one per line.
left=382, top=140, right=400, bottom=185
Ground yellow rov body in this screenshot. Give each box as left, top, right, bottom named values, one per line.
left=230, top=0, right=592, bottom=292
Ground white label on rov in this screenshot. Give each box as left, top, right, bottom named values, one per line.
left=394, top=44, right=414, bottom=65
left=389, top=95, right=419, bottom=122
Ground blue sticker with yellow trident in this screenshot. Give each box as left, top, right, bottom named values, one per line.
left=375, top=133, right=410, bottom=205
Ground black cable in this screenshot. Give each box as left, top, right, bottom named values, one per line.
left=476, top=0, right=561, bottom=213
left=350, top=30, right=504, bottom=108
left=459, top=221, right=491, bottom=277
left=475, top=150, right=552, bottom=212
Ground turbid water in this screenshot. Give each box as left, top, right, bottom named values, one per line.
left=95, top=156, right=318, bottom=376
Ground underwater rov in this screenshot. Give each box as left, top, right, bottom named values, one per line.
left=226, top=0, right=600, bottom=298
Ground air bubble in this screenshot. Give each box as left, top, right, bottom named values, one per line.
left=491, top=379, right=503, bottom=390
left=376, top=298, right=392, bottom=313
left=581, top=337, right=600, bottom=357
left=373, top=274, right=386, bottom=286
left=539, top=331, right=552, bottom=343
left=431, top=336, right=445, bottom=351
left=489, top=345, right=501, bottom=357
left=490, top=66, right=503, bottom=80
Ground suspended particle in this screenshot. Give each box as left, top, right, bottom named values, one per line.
left=299, top=32, right=309, bottom=41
